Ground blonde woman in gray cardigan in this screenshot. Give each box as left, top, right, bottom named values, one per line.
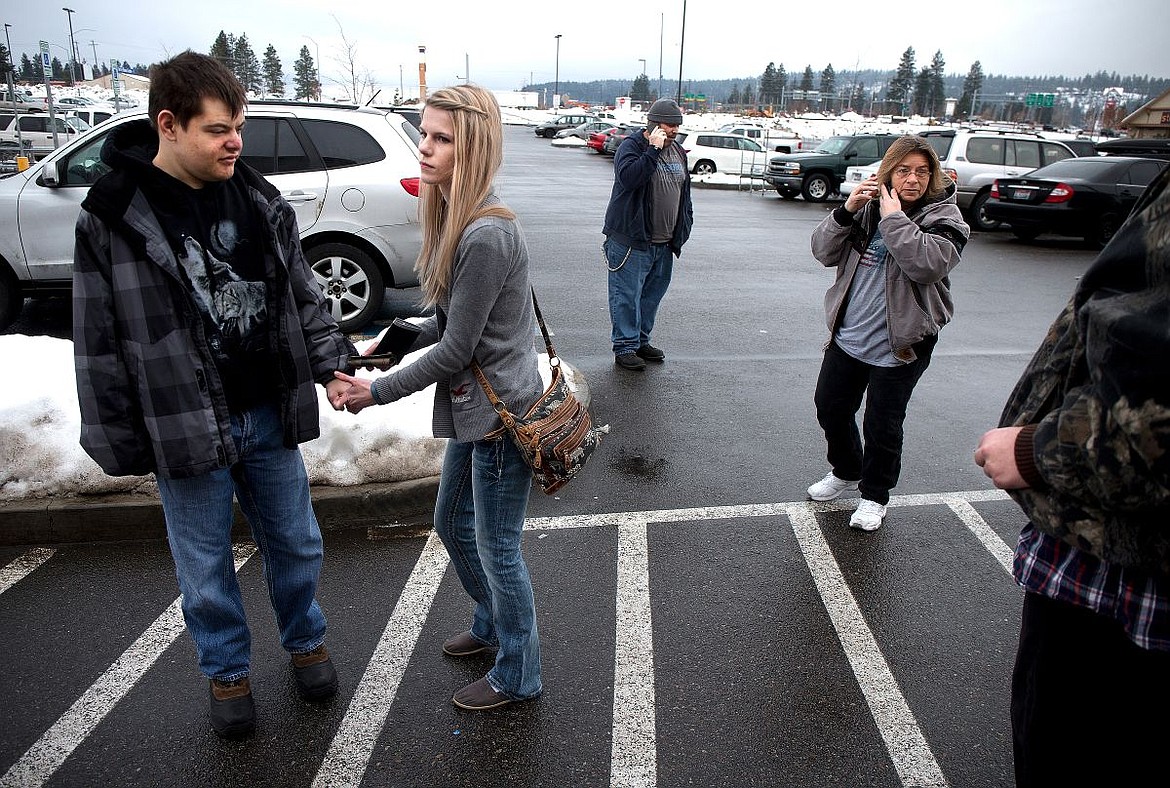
left=335, top=85, right=543, bottom=711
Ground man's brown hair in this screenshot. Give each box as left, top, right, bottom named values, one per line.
left=147, top=50, right=247, bottom=129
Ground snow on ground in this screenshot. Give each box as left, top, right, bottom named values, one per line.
left=0, top=332, right=560, bottom=501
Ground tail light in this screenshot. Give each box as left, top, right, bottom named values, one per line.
left=401, top=177, right=420, bottom=197
left=990, top=181, right=1000, bottom=198
left=943, top=168, right=958, bottom=183
left=1044, top=184, right=1073, bottom=203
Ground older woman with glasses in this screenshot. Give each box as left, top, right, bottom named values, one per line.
left=805, top=136, right=970, bottom=531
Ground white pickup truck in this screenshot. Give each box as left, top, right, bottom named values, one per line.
left=719, top=124, right=807, bottom=154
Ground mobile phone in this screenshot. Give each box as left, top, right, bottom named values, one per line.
left=372, top=318, right=423, bottom=358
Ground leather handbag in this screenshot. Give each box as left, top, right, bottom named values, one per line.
left=471, top=291, right=608, bottom=494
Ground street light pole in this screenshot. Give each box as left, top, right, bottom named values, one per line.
left=676, top=0, right=686, bottom=104
left=553, top=34, right=561, bottom=110
left=62, top=7, right=77, bottom=86
left=3, top=22, right=24, bottom=153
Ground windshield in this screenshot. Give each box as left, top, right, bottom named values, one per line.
left=66, top=116, right=91, bottom=132
left=815, top=137, right=852, bottom=154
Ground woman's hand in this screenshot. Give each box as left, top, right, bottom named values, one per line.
left=333, top=371, right=377, bottom=414
left=844, top=177, right=880, bottom=214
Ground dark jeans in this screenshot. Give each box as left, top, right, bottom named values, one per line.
left=812, top=336, right=936, bottom=505
left=1012, top=591, right=1170, bottom=787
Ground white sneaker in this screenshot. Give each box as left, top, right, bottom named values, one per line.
left=849, top=500, right=887, bottom=532
left=807, top=472, right=859, bottom=501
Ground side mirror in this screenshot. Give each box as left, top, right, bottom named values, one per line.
left=41, top=158, right=61, bottom=187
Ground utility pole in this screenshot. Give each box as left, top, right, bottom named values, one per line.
left=62, top=7, right=76, bottom=86
left=675, top=0, right=687, bottom=104
left=554, top=34, right=561, bottom=109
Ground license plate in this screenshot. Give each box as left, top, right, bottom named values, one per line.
left=1011, top=189, right=1031, bottom=200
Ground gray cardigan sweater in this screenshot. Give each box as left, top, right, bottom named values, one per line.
left=371, top=205, right=542, bottom=441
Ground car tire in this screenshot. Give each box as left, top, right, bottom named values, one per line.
left=306, top=242, right=385, bottom=333
left=543, top=129, right=556, bottom=139
left=0, top=266, right=23, bottom=332
left=969, top=190, right=1002, bottom=232
left=801, top=173, right=833, bottom=202
left=693, top=160, right=716, bottom=175
left=1085, top=213, right=1120, bottom=250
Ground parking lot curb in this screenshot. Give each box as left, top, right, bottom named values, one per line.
left=0, top=476, right=441, bottom=546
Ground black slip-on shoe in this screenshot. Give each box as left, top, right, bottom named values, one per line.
left=615, top=353, right=647, bottom=371
left=442, top=630, right=496, bottom=657
left=635, top=344, right=665, bottom=362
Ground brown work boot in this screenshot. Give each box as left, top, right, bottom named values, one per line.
left=291, top=644, right=339, bottom=701
left=209, top=677, right=255, bottom=738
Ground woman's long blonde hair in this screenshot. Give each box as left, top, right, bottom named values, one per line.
left=415, top=84, right=515, bottom=307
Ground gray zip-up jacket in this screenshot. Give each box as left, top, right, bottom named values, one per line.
left=811, top=182, right=969, bottom=362
left=73, top=119, right=354, bottom=479
left=371, top=199, right=542, bottom=442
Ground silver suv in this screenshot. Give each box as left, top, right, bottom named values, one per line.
left=924, top=129, right=1076, bottom=230
left=0, top=101, right=422, bottom=332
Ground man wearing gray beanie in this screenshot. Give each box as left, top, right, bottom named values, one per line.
left=601, top=97, right=693, bottom=370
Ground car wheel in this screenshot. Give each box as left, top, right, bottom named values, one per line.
left=1085, top=213, right=1120, bottom=250
left=0, top=267, right=23, bottom=332
left=801, top=173, right=833, bottom=202
left=307, top=242, right=385, bottom=333
left=969, top=190, right=1003, bottom=232
left=543, top=129, right=556, bottom=139
left=693, top=160, right=716, bottom=175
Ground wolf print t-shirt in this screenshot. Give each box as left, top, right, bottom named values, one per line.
left=144, top=170, right=280, bottom=410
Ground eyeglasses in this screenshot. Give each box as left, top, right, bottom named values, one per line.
left=893, top=166, right=931, bottom=179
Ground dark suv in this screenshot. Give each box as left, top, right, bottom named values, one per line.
left=763, top=134, right=900, bottom=202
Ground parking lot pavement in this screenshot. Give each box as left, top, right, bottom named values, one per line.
left=1, top=488, right=1023, bottom=788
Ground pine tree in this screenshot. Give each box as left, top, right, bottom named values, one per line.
left=913, top=68, right=932, bottom=115
left=928, top=51, right=946, bottom=117
left=820, top=64, right=836, bottom=108
left=957, top=61, right=985, bottom=120
left=728, top=84, right=741, bottom=107
left=760, top=62, right=778, bottom=105
left=887, top=47, right=916, bottom=112
left=20, top=53, right=37, bottom=82
left=210, top=31, right=234, bottom=70
left=799, top=65, right=815, bottom=91
left=293, top=45, right=319, bottom=100
left=262, top=45, right=284, bottom=96
left=232, top=34, right=262, bottom=94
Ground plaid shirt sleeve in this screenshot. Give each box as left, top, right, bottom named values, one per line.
left=1014, top=523, right=1170, bottom=651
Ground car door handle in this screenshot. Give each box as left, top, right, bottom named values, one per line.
left=283, top=190, right=319, bottom=203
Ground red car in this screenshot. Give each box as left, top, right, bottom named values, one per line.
left=586, top=126, right=620, bottom=154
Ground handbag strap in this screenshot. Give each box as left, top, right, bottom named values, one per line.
left=471, top=288, right=556, bottom=418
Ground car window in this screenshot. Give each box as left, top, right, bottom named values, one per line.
left=390, top=114, right=420, bottom=146
left=298, top=119, right=385, bottom=169
left=19, top=116, right=47, bottom=133
left=60, top=132, right=111, bottom=186
left=0, top=113, right=14, bottom=129
left=241, top=117, right=314, bottom=175
left=1008, top=140, right=1040, bottom=169
left=966, top=138, right=1005, bottom=165
left=1126, top=159, right=1166, bottom=186
left=851, top=137, right=879, bottom=158
left=927, top=136, right=954, bottom=158
left=1040, top=142, right=1074, bottom=166
left=741, top=139, right=763, bottom=152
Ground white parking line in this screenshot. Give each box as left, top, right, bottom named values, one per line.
left=610, top=522, right=657, bottom=788
left=944, top=497, right=1015, bottom=574
left=312, top=531, right=449, bottom=788
left=0, top=547, right=55, bottom=595
left=0, top=544, right=257, bottom=788
left=789, top=504, right=949, bottom=788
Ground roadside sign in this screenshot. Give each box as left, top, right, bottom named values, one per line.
left=39, top=41, right=51, bottom=74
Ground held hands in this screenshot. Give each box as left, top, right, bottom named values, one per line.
left=332, top=371, right=376, bottom=414
left=844, top=180, right=901, bottom=218
left=647, top=127, right=668, bottom=150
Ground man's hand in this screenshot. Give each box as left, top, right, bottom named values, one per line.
left=325, top=378, right=350, bottom=411
left=974, top=427, right=1029, bottom=490
left=647, top=127, right=667, bottom=150
left=333, top=371, right=376, bottom=414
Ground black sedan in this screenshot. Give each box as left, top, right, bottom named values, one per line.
left=985, top=156, right=1167, bottom=249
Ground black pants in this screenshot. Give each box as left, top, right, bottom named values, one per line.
left=812, top=336, right=935, bottom=505
left=1012, top=591, right=1170, bottom=787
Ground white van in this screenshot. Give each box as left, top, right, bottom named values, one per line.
left=67, top=106, right=121, bottom=128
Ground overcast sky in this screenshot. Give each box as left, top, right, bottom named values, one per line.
left=7, top=0, right=1168, bottom=96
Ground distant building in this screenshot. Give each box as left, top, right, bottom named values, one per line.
left=492, top=91, right=539, bottom=110
left=1119, top=85, right=1170, bottom=139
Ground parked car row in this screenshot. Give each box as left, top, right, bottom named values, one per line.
left=0, top=101, right=424, bottom=332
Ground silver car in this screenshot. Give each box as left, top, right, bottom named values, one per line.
left=0, top=102, right=422, bottom=332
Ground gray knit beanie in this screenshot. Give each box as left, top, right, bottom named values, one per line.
left=646, top=98, right=683, bottom=125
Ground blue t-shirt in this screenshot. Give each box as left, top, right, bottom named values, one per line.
left=835, top=229, right=898, bottom=367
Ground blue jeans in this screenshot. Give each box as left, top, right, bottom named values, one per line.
left=813, top=337, right=936, bottom=506
left=156, top=403, right=327, bottom=681
left=434, top=436, right=541, bottom=700
left=605, top=238, right=674, bottom=355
